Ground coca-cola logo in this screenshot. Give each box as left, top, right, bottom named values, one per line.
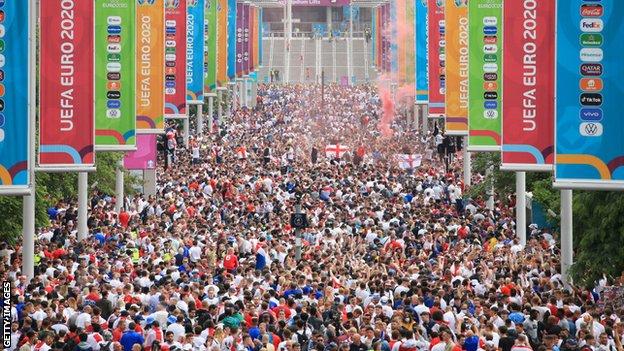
left=581, top=4, right=603, bottom=17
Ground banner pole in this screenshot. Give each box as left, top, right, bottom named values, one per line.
left=560, top=189, right=573, bottom=286
left=115, top=159, right=124, bottom=213
left=77, top=172, right=89, bottom=241
left=183, top=118, right=190, bottom=148
left=144, top=169, right=157, bottom=197
left=197, top=103, right=204, bottom=136
left=463, top=136, right=471, bottom=187
left=22, top=0, right=37, bottom=282
left=217, top=89, right=223, bottom=126
left=516, top=171, right=526, bottom=247
left=208, top=96, right=214, bottom=133
left=422, top=105, right=429, bottom=134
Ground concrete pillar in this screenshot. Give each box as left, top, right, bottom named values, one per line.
left=560, top=189, right=574, bottom=285
left=208, top=95, right=214, bottom=133
left=115, top=160, right=124, bottom=213
left=77, top=172, right=89, bottom=241
left=196, top=103, right=204, bottom=136
left=463, top=137, right=471, bottom=187
left=516, top=172, right=527, bottom=247
left=144, top=169, right=157, bottom=197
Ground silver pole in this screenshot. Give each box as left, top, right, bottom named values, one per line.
left=560, top=189, right=574, bottom=285
left=77, top=172, right=89, bottom=241
left=207, top=96, right=214, bottom=133
left=22, top=0, right=37, bottom=281
left=486, top=165, right=494, bottom=210
left=217, top=89, right=223, bottom=125
left=463, top=137, right=471, bottom=187
left=516, top=171, right=526, bottom=247
left=422, top=105, right=429, bottom=134
left=183, top=118, right=190, bottom=148
left=197, top=103, right=204, bottom=136
left=115, top=159, right=124, bottom=213
left=284, top=0, right=292, bottom=84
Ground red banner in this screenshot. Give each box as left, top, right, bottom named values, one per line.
left=165, top=1, right=187, bottom=118
left=427, top=0, right=445, bottom=118
left=39, top=0, right=94, bottom=168
left=501, top=0, right=555, bottom=171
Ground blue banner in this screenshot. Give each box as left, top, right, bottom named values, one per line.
left=390, top=1, right=398, bottom=74
left=415, top=0, right=429, bottom=103
left=186, top=0, right=205, bottom=103
left=227, top=0, right=236, bottom=79
left=0, top=1, right=29, bottom=193
left=371, top=9, right=376, bottom=66
left=555, top=0, right=624, bottom=189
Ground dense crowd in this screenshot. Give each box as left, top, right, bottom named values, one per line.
left=2, top=84, right=624, bottom=351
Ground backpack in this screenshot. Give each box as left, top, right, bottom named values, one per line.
left=296, top=331, right=309, bottom=351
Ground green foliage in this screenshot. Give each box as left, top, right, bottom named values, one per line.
left=0, top=152, right=139, bottom=243
left=570, top=191, right=624, bottom=287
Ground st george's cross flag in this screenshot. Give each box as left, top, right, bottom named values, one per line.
left=397, top=154, right=423, bottom=169
left=325, top=144, right=349, bottom=159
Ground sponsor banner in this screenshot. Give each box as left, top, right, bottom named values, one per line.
left=390, top=0, right=398, bottom=75
left=555, top=0, right=624, bottom=189
left=205, top=0, right=217, bottom=92
left=258, top=8, right=263, bottom=67
left=372, top=9, right=377, bottom=68
left=186, top=0, right=205, bottom=103
left=40, top=0, right=95, bottom=168
left=243, top=4, right=251, bottom=75
left=467, top=0, right=502, bottom=151
left=259, top=8, right=264, bottom=66
left=416, top=0, right=429, bottom=104
left=164, top=0, right=187, bottom=118
left=136, top=0, right=165, bottom=134
left=216, top=0, right=228, bottom=86
left=235, top=3, right=243, bottom=76
left=95, top=0, right=136, bottom=150
left=444, top=0, right=468, bottom=135
left=227, top=0, right=236, bottom=79
left=252, top=6, right=259, bottom=72
left=501, top=0, right=554, bottom=171
left=0, top=1, right=29, bottom=192
left=427, top=0, right=445, bottom=117
left=278, top=0, right=350, bottom=6
left=123, top=133, right=157, bottom=170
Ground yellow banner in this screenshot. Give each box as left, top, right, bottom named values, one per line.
left=217, top=0, right=228, bottom=86
left=444, top=0, right=469, bottom=135
left=136, top=0, right=164, bottom=133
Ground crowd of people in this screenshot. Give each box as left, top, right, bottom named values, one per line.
left=2, top=84, right=624, bottom=351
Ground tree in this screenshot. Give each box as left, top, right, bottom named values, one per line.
left=0, top=152, right=139, bottom=243
left=570, top=191, right=624, bottom=287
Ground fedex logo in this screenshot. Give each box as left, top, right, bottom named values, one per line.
left=580, top=19, right=603, bottom=32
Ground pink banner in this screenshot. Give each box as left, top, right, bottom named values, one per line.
left=124, top=134, right=157, bottom=170
left=165, top=0, right=187, bottom=117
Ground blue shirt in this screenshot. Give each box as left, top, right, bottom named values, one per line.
left=120, top=331, right=145, bottom=351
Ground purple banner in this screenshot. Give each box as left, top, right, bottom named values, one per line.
left=243, top=4, right=250, bottom=75
left=236, top=3, right=243, bottom=76
left=123, top=134, right=157, bottom=170
left=278, top=0, right=349, bottom=6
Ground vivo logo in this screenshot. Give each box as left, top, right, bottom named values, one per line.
left=579, top=108, right=603, bottom=121
left=483, top=17, right=497, bottom=26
